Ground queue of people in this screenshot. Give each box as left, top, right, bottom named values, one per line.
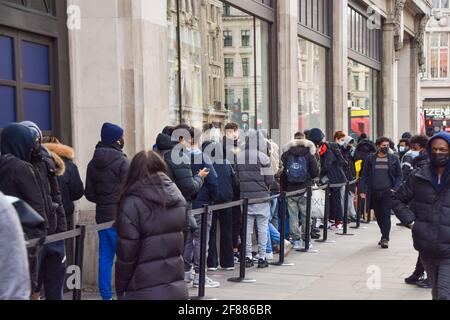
left=1, top=119, right=450, bottom=301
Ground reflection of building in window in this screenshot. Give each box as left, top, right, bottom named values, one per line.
left=223, top=30, right=233, bottom=47
left=242, top=57, right=250, bottom=77
left=243, top=88, right=250, bottom=111
left=225, top=58, right=234, bottom=77
left=223, top=3, right=230, bottom=16
left=241, top=30, right=250, bottom=47
left=433, top=0, right=450, bottom=9
left=225, top=88, right=234, bottom=109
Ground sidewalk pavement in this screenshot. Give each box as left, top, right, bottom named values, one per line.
left=65, top=217, right=431, bottom=300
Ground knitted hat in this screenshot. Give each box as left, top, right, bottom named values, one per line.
left=309, top=128, right=325, bottom=145
left=101, top=123, right=124, bottom=145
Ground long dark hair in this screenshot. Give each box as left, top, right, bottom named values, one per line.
left=119, top=150, right=168, bottom=205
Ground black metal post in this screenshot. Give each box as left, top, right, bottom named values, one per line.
left=228, top=199, right=255, bottom=283
left=73, top=225, right=86, bottom=301
left=337, top=182, right=354, bottom=236
left=316, top=184, right=336, bottom=244
left=298, top=187, right=318, bottom=253
left=351, top=189, right=362, bottom=229
left=270, top=193, right=294, bottom=266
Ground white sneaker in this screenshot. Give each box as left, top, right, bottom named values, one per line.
left=207, top=267, right=218, bottom=271
left=193, top=275, right=221, bottom=288
left=293, top=240, right=301, bottom=250
left=266, top=252, right=274, bottom=261
left=184, top=271, right=194, bottom=283
left=284, top=240, right=293, bottom=257
left=221, top=266, right=235, bottom=271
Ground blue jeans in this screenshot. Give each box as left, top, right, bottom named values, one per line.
left=267, top=198, right=281, bottom=254
left=98, top=228, right=117, bottom=300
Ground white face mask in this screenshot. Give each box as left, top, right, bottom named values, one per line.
left=399, top=146, right=406, bottom=153
left=408, top=150, right=420, bottom=159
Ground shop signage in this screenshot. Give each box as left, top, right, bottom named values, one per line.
left=423, top=106, right=450, bottom=119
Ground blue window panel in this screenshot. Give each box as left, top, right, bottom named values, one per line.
left=23, top=89, right=51, bottom=131
left=0, top=86, right=16, bottom=128
left=0, top=35, right=15, bottom=80
left=21, top=40, right=50, bottom=85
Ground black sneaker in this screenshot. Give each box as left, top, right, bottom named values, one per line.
left=405, top=274, right=422, bottom=285
left=380, top=239, right=389, bottom=249
left=258, top=258, right=269, bottom=269
left=311, top=232, right=321, bottom=240
left=245, top=257, right=254, bottom=268
left=233, top=252, right=240, bottom=264
left=416, top=278, right=432, bottom=289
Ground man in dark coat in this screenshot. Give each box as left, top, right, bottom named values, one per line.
left=85, top=122, right=130, bottom=300
left=360, top=137, right=402, bottom=249
left=21, top=121, right=68, bottom=301
left=392, top=132, right=450, bottom=300
left=309, top=128, right=347, bottom=230
left=280, top=138, right=319, bottom=249
left=0, top=123, right=47, bottom=297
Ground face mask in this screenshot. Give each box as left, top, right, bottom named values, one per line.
left=409, top=150, right=420, bottom=159
left=399, top=147, right=406, bottom=153
left=379, top=147, right=389, bottom=155
left=430, top=153, right=450, bottom=168
left=338, top=141, right=345, bottom=147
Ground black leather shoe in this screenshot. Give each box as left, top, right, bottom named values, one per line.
left=380, top=239, right=389, bottom=249
left=245, top=257, right=254, bottom=268
left=258, top=258, right=269, bottom=269
left=311, top=232, right=321, bottom=240
left=404, top=274, right=422, bottom=285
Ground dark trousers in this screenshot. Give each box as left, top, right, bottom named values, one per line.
left=37, top=240, right=66, bottom=300
left=414, top=255, right=425, bottom=276
left=207, top=208, right=234, bottom=269
left=371, top=190, right=392, bottom=241
left=232, top=205, right=242, bottom=250
left=330, top=187, right=343, bottom=221
left=420, top=254, right=450, bottom=300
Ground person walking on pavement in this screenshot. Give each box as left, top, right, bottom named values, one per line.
left=115, top=151, right=189, bottom=300
left=341, top=135, right=358, bottom=222
left=360, top=137, right=402, bottom=249
left=392, top=132, right=450, bottom=300
left=281, top=134, right=319, bottom=250
left=85, top=122, right=130, bottom=300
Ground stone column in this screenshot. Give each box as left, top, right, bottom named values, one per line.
left=332, top=0, right=348, bottom=135
left=277, top=0, right=299, bottom=147
left=410, top=36, right=420, bottom=134
left=382, top=1, right=398, bottom=142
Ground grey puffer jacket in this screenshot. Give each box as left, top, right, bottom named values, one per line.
left=235, top=132, right=274, bottom=200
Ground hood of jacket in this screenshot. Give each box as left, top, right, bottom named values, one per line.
left=91, top=142, right=125, bottom=169
left=283, top=139, right=316, bottom=156
left=426, top=132, right=450, bottom=188
left=0, top=124, right=36, bottom=163
left=356, top=139, right=377, bottom=153
left=343, top=136, right=355, bottom=149
left=48, top=151, right=66, bottom=176
left=44, top=143, right=75, bottom=160
left=126, top=172, right=186, bottom=208
left=156, top=133, right=178, bottom=152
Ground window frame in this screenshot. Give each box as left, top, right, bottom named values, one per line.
left=241, top=29, right=250, bottom=47
left=223, top=30, right=233, bottom=47
left=428, top=32, right=450, bottom=80
left=224, top=57, right=234, bottom=77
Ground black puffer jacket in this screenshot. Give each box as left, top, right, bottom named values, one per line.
left=0, top=124, right=47, bottom=239
left=155, top=133, right=204, bottom=202
left=319, top=142, right=347, bottom=184
left=115, top=173, right=188, bottom=300
left=31, top=147, right=67, bottom=234
left=85, top=142, right=129, bottom=224
left=280, top=139, right=319, bottom=192
left=393, top=133, right=450, bottom=258
left=45, top=143, right=84, bottom=227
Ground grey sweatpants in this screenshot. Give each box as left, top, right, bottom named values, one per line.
left=246, top=202, right=270, bottom=260
left=420, top=254, right=450, bottom=300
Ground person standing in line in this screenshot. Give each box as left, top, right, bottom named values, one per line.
left=340, top=135, right=358, bottom=222
left=360, top=137, right=402, bottom=249
left=392, top=132, right=450, bottom=300
left=85, top=123, right=130, bottom=300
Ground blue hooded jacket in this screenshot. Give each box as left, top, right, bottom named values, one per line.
left=427, top=132, right=450, bottom=193
left=190, top=148, right=219, bottom=209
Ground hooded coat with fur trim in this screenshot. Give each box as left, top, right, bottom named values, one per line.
left=45, top=143, right=84, bottom=225
left=281, top=139, right=320, bottom=192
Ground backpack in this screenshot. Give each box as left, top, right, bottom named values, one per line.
left=286, top=154, right=308, bottom=184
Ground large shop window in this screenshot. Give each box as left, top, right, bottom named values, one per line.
left=297, top=38, right=327, bottom=133
left=167, top=0, right=271, bottom=131
left=1, top=0, right=56, bottom=16
left=347, top=60, right=378, bottom=138
left=0, top=29, right=53, bottom=130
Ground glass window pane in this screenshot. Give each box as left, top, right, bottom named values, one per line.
left=0, top=86, right=16, bottom=127
left=298, top=38, right=327, bottom=134
left=21, top=40, right=50, bottom=85
left=348, top=60, right=373, bottom=138
left=431, top=48, right=439, bottom=78
left=0, top=35, right=15, bottom=81
left=23, top=89, right=51, bottom=131
left=430, top=34, right=439, bottom=47
left=441, top=33, right=449, bottom=47
left=256, top=19, right=270, bottom=131
left=441, top=48, right=448, bottom=78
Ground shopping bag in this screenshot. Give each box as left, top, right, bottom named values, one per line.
left=311, top=188, right=325, bottom=219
